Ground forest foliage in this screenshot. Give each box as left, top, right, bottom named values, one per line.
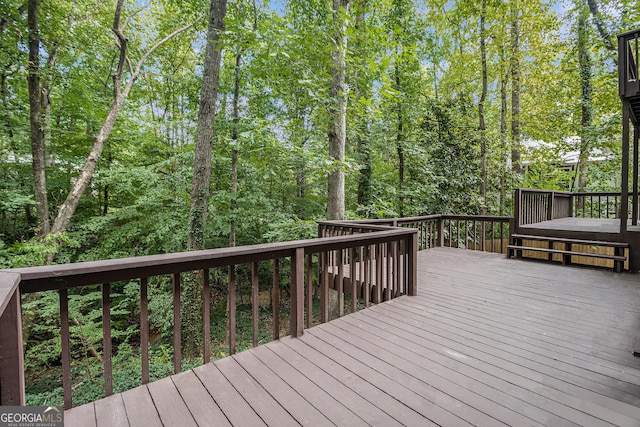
left=1, top=0, right=639, bottom=405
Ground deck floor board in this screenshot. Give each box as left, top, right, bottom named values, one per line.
left=64, top=247, right=640, bottom=426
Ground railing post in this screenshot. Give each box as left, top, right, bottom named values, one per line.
left=548, top=192, right=554, bottom=220
left=0, top=273, right=25, bottom=406
left=513, top=188, right=521, bottom=233
left=290, top=247, right=304, bottom=337
left=438, top=217, right=445, bottom=247
left=407, top=232, right=418, bottom=296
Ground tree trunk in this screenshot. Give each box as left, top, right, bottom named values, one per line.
left=510, top=3, right=521, bottom=175
left=353, top=1, right=371, bottom=210
left=586, top=0, right=616, bottom=57
left=187, top=0, right=227, bottom=250
left=395, top=63, right=405, bottom=218
left=577, top=0, right=592, bottom=192
left=478, top=0, right=488, bottom=215
left=27, top=0, right=50, bottom=237
left=230, top=52, right=241, bottom=248
left=49, top=1, right=202, bottom=240
left=327, top=0, right=349, bottom=221
left=499, top=54, right=509, bottom=216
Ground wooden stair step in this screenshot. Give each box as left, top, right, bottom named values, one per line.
left=507, top=245, right=626, bottom=261
left=510, top=234, right=628, bottom=248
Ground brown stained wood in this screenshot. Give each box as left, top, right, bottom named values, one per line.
left=173, top=272, right=181, bottom=373
left=229, top=266, right=236, bottom=355
left=336, top=314, right=570, bottom=426
left=321, top=251, right=329, bottom=322
left=267, top=339, right=402, bottom=426
left=193, top=363, right=266, bottom=426
left=233, top=350, right=334, bottom=426
left=140, top=277, right=149, bottom=384
left=249, top=345, right=367, bottom=426
left=337, top=249, right=344, bottom=317
left=251, top=262, right=259, bottom=347
left=373, top=298, right=640, bottom=425
left=290, top=247, right=304, bottom=337
left=350, top=248, right=356, bottom=313
left=59, top=288, right=72, bottom=409
left=64, top=402, right=96, bottom=427
left=120, top=384, right=162, bottom=427
left=307, top=326, right=500, bottom=427
left=94, top=394, right=128, bottom=427
left=202, top=269, right=210, bottom=363
left=214, top=356, right=292, bottom=427
left=349, top=310, right=610, bottom=427
left=307, top=253, right=313, bottom=328
left=171, top=370, right=230, bottom=427
left=282, top=336, right=431, bottom=426
left=102, top=283, right=112, bottom=397
left=298, top=332, right=442, bottom=426
left=0, top=276, right=24, bottom=406
left=147, top=377, right=197, bottom=427
left=12, top=226, right=416, bottom=293
left=272, top=258, right=280, bottom=340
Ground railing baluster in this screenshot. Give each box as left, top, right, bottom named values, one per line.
left=173, top=273, right=181, bottom=373
left=59, top=289, right=72, bottom=409
left=102, top=283, right=112, bottom=397
left=364, top=245, right=371, bottom=307
left=290, top=248, right=304, bottom=337
left=306, top=254, right=313, bottom=329
left=140, top=277, right=149, bottom=384
left=491, top=221, right=495, bottom=253
left=202, top=270, right=210, bottom=364
left=252, top=262, right=259, bottom=348
left=321, top=252, right=329, bottom=322
left=350, top=247, right=357, bottom=313
left=273, top=259, right=280, bottom=339
left=337, top=249, right=344, bottom=317
left=229, top=266, right=236, bottom=355
left=375, top=244, right=382, bottom=304
left=385, top=242, right=392, bottom=301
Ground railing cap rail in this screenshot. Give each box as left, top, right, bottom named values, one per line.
left=618, top=29, right=640, bottom=39
left=0, top=272, right=20, bottom=316
left=4, top=227, right=416, bottom=293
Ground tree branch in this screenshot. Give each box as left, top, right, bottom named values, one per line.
left=586, top=0, right=617, bottom=58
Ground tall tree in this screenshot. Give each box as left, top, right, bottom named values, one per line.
left=478, top=0, right=488, bottom=214
left=187, top=0, right=228, bottom=250
left=576, top=0, right=593, bottom=192
left=510, top=1, right=522, bottom=175
left=327, top=0, right=349, bottom=220
left=27, top=0, right=49, bottom=236
left=48, top=0, right=201, bottom=238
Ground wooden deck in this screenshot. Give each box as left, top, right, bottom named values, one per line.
left=523, top=217, right=640, bottom=236
left=65, top=247, right=640, bottom=426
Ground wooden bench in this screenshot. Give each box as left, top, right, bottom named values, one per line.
left=508, top=234, right=628, bottom=272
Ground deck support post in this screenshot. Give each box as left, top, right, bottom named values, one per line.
left=290, top=247, right=304, bottom=337
left=621, top=103, right=630, bottom=233
left=633, top=125, right=639, bottom=226
left=0, top=273, right=25, bottom=406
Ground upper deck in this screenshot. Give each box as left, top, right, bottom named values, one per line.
left=65, top=247, right=640, bottom=426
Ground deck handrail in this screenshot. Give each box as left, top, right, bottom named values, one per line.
left=339, top=215, right=512, bottom=254
left=514, top=189, right=630, bottom=229
left=0, top=222, right=418, bottom=409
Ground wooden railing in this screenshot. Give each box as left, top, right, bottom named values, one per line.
left=572, top=192, right=625, bottom=219
left=344, top=214, right=512, bottom=254
left=514, top=189, right=572, bottom=227
left=514, top=189, right=630, bottom=230
left=619, top=29, right=640, bottom=98
left=0, top=223, right=417, bottom=409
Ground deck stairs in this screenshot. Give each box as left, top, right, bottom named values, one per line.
left=507, top=234, right=628, bottom=272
